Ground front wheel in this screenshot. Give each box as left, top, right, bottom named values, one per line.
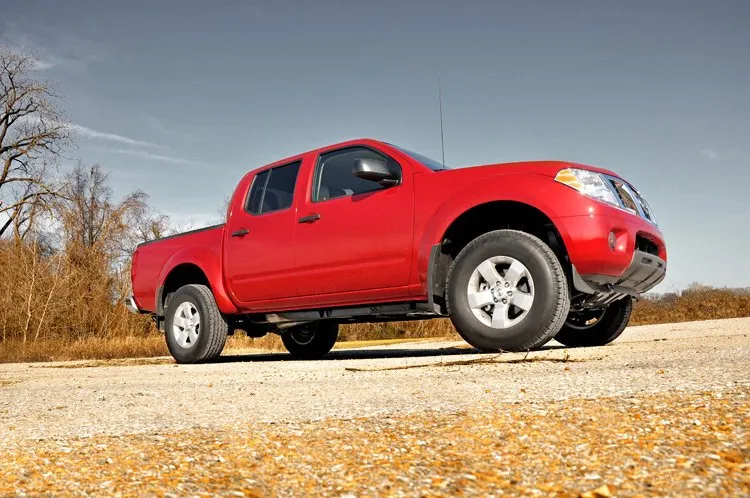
left=446, top=230, right=570, bottom=352
left=554, top=297, right=633, bottom=347
left=281, top=322, right=339, bottom=360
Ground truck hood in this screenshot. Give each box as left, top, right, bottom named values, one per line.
left=442, top=160, right=620, bottom=179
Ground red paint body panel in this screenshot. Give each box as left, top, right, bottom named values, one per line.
left=131, top=226, right=237, bottom=314
left=223, top=167, right=299, bottom=304
left=293, top=141, right=415, bottom=298
left=130, top=138, right=667, bottom=315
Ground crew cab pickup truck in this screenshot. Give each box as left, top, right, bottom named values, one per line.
left=129, top=138, right=667, bottom=363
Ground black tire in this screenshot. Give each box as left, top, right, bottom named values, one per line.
left=164, top=284, right=228, bottom=364
left=554, top=297, right=633, bottom=347
left=281, top=322, right=339, bottom=360
left=446, top=230, right=570, bottom=352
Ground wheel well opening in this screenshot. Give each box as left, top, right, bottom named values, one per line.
left=159, top=264, right=210, bottom=315
left=430, top=201, right=570, bottom=312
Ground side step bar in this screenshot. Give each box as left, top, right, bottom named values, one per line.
left=263, top=302, right=436, bottom=325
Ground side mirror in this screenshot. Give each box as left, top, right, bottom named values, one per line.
left=353, top=158, right=398, bottom=186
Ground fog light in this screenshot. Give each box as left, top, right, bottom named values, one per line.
left=608, top=231, right=617, bottom=251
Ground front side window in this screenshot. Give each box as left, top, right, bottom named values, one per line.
left=245, top=161, right=301, bottom=215
left=390, top=144, right=449, bottom=171
left=313, top=147, right=402, bottom=202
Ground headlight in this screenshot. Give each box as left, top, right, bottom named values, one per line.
left=631, top=188, right=658, bottom=225
left=554, top=168, right=619, bottom=207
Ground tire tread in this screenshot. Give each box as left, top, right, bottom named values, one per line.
left=446, top=229, right=570, bottom=352
left=166, top=284, right=228, bottom=363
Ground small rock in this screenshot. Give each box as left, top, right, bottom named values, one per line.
left=580, top=484, right=613, bottom=498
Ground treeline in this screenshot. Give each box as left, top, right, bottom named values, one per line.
left=0, top=49, right=168, bottom=351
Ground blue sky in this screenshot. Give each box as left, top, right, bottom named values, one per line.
left=2, top=0, right=748, bottom=291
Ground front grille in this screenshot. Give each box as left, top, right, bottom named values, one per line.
left=603, top=175, right=657, bottom=225
left=636, top=235, right=659, bottom=256
left=607, top=178, right=640, bottom=214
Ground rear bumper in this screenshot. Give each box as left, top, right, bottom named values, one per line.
left=125, top=296, right=141, bottom=314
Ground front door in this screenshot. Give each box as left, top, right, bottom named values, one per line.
left=224, top=160, right=302, bottom=304
left=294, top=146, right=414, bottom=297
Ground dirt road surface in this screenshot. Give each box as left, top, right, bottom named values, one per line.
left=1, top=318, right=748, bottom=496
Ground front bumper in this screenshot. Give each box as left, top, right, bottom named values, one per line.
left=553, top=206, right=667, bottom=307
left=573, top=250, right=667, bottom=297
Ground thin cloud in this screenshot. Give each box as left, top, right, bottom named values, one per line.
left=142, top=113, right=194, bottom=142
left=30, top=58, right=55, bottom=71
left=700, top=149, right=720, bottom=160
left=69, top=124, right=163, bottom=149
left=106, top=147, right=209, bottom=167
left=18, top=115, right=165, bottom=150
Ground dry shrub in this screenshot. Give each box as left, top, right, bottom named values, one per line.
left=0, top=239, right=159, bottom=362
left=631, top=288, right=750, bottom=325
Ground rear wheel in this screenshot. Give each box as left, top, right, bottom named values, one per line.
left=554, top=297, right=633, bottom=347
left=446, top=230, right=570, bottom=352
left=164, top=284, right=228, bottom=364
left=281, top=322, right=339, bottom=360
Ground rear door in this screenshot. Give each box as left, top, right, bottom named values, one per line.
left=224, top=161, right=301, bottom=304
left=294, top=145, right=414, bottom=298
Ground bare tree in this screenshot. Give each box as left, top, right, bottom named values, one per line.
left=58, top=162, right=146, bottom=251
left=130, top=204, right=172, bottom=244
left=57, top=162, right=175, bottom=266
left=0, top=48, right=70, bottom=238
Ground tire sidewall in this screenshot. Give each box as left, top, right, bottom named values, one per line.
left=448, top=233, right=563, bottom=351
left=556, top=298, right=633, bottom=347
left=165, top=286, right=215, bottom=363
left=282, top=322, right=338, bottom=359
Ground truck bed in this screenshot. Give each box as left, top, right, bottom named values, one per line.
left=131, top=224, right=225, bottom=312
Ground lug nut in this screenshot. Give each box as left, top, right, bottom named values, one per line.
left=501, top=298, right=508, bottom=304
left=504, top=282, right=510, bottom=288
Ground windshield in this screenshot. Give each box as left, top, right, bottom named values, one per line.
left=390, top=145, right=450, bottom=171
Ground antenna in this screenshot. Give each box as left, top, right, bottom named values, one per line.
left=437, top=69, right=446, bottom=167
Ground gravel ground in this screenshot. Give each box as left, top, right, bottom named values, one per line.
left=1, top=318, right=748, bottom=496
left=2, top=389, right=747, bottom=497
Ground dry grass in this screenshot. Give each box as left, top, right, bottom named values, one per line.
left=630, top=288, right=750, bottom=325
left=0, top=335, right=167, bottom=363
left=340, top=319, right=460, bottom=342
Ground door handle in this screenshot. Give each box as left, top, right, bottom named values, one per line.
left=231, top=228, right=250, bottom=237
left=298, top=213, right=321, bottom=224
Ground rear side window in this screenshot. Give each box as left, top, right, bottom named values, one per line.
left=246, top=170, right=269, bottom=214
left=245, top=161, right=301, bottom=215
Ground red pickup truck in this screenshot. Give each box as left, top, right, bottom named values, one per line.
left=129, top=138, right=666, bottom=363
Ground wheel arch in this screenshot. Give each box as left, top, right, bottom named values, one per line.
left=156, top=248, right=238, bottom=318
left=424, top=197, right=571, bottom=313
